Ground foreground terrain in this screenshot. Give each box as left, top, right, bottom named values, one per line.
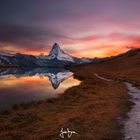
left=0, top=49, right=140, bottom=140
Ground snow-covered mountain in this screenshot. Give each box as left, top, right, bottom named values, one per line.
left=47, top=43, right=74, bottom=62
left=0, top=52, right=14, bottom=57
left=0, top=52, right=38, bottom=67
left=0, top=43, right=93, bottom=67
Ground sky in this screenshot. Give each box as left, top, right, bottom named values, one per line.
left=0, top=0, right=140, bottom=58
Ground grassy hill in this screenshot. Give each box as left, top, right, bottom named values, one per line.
left=72, top=49, right=140, bottom=87
left=0, top=49, right=139, bottom=140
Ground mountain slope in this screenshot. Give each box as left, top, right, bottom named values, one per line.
left=73, top=48, right=140, bottom=86
left=47, top=43, right=74, bottom=62
left=0, top=53, right=39, bottom=67
left=0, top=43, right=93, bottom=67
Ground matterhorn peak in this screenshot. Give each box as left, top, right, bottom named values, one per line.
left=49, top=43, right=61, bottom=56
left=53, top=43, right=60, bottom=48
left=48, top=43, right=74, bottom=62
left=52, top=43, right=61, bottom=50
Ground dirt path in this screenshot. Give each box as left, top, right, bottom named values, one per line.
left=94, top=73, right=140, bottom=140
left=124, top=83, right=140, bottom=140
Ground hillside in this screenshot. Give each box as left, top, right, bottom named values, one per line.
left=0, top=43, right=93, bottom=67
left=0, top=49, right=139, bottom=140
left=72, top=49, right=140, bottom=87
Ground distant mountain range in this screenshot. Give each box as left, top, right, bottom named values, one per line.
left=1, top=43, right=138, bottom=68
left=0, top=43, right=111, bottom=67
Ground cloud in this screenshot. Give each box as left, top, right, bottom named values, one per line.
left=106, top=32, right=140, bottom=48
left=0, top=24, right=72, bottom=54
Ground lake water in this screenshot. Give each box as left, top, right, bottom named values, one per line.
left=0, top=68, right=81, bottom=111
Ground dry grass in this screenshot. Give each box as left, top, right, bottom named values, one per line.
left=0, top=70, right=132, bottom=140
left=75, top=49, right=140, bottom=87
left=0, top=49, right=139, bottom=140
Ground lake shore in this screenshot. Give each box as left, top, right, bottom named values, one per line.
left=0, top=62, right=137, bottom=140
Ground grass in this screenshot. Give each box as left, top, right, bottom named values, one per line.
left=0, top=49, right=140, bottom=140
left=0, top=66, right=132, bottom=140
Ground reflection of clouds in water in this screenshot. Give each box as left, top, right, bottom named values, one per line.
left=0, top=68, right=75, bottom=89
left=58, top=77, right=80, bottom=91
left=0, top=76, right=49, bottom=88
left=0, top=69, right=81, bottom=111
left=0, top=76, right=80, bottom=94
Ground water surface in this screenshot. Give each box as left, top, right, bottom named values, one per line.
left=0, top=68, right=80, bottom=111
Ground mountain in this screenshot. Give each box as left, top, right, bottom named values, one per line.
left=0, top=52, right=39, bottom=67
left=0, top=43, right=93, bottom=67
left=1, top=43, right=138, bottom=68
left=0, top=68, right=73, bottom=89
left=48, top=43, right=74, bottom=62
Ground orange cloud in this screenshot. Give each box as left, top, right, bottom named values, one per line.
left=0, top=32, right=140, bottom=58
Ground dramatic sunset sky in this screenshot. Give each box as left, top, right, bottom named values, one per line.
left=0, top=0, right=140, bottom=58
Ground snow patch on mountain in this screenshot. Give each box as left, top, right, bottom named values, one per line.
left=48, top=43, right=74, bottom=62
left=0, top=43, right=95, bottom=67
left=80, top=58, right=93, bottom=63
left=0, top=52, right=14, bottom=57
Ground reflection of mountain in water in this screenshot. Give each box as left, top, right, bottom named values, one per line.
left=0, top=68, right=73, bottom=89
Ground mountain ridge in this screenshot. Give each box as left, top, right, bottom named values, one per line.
left=0, top=43, right=93, bottom=67
left=0, top=43, right=139, bottom=67
left=47, top=43, right=74, bottom=62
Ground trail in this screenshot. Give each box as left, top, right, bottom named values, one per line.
left=94, top=73, right=140, bottom=140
